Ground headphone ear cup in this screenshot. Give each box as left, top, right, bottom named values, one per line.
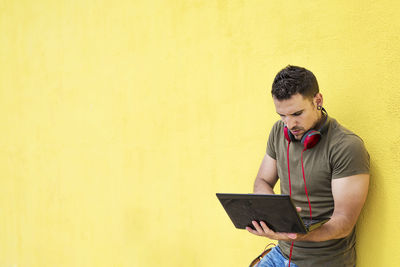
left=301, top=130, right=321, bottom=149
left=284, top=126, right=295, bottom=142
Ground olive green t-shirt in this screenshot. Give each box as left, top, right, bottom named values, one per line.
left=266, top=117, right=370, bottom=267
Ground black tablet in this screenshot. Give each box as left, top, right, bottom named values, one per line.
left=216, top=193, right=328, bottom=234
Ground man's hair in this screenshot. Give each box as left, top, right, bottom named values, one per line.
left=271, top=65, right=319, bottom=100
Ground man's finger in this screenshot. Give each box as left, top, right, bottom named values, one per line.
left=287, top=233, right=297, bottom=239
left=246, top=226, right=259, bottom=235
left=259, top=221, right=272, bottom=233
left=252, top=221, right=264, bottom=233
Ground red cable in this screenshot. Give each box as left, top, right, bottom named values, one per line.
left=286, top=141, right=292, bottom=196
left=286, top=143, right=313, bottom=267
left=287, top=141, right=294, bottom=267
left=301, top=149, right=312, bottom=220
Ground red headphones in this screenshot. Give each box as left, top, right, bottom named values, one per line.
left=284, top=127, right=322, bottom=149
left=283, top=108, right=328, bottom=149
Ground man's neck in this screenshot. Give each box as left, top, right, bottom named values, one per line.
left=313, top=110, right=326, bottom=130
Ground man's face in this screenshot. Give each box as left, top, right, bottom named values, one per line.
left=273, top=93, right=322, bottom=140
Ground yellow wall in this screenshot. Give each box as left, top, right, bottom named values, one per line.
left=1, top=0, right=399, bottom=266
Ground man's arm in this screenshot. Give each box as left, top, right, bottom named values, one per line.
left=253, top=153, right=279, bottom=194
left=300, top=173, right=369, bottom=241
left=247, top=173, right=370, bottom=242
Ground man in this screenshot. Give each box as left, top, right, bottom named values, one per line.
left=246, top=65, right=370, bottom=267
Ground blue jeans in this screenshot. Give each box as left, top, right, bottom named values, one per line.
left=257, top=246, right=299, bottom=267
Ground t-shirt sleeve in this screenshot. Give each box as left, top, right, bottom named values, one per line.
left=331, top=134, right=370, bottom=179
left=266, top=122, right=280, bottom=160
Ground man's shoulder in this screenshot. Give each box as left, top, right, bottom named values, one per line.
left=326, top=118, right=370, bottom=178
left=268, top=120, right=285, bottom=137
left=272, top=119, right=284, bottom=129
left=327, top=118, right=365, bottom=146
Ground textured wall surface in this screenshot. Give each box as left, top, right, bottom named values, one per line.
left=0, top=0, right=399, bottom=266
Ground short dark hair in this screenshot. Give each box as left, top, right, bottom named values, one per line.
left=271, top=65, right=319, bottom=100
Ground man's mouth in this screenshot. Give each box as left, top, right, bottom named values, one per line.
left=291, top=129, right=302, bottom=135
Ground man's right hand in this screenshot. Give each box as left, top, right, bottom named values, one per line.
left=246, top=207, right=303, bottom=241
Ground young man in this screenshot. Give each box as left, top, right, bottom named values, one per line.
left=246, top=66, right=370, bottom=267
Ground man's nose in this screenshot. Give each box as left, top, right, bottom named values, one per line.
left=285, top=117, right=296, bottom=129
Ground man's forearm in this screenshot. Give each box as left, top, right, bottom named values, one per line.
left=253, top=177, right=275, bottom=194
left=248, top=213, right=356, bottom=242
left=298, top=214, right=354, bottom=242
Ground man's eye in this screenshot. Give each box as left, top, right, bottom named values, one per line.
left=293, top=112, right=302, bottom=116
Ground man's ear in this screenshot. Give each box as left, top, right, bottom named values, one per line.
left=314, top=93, right=323, bottom=107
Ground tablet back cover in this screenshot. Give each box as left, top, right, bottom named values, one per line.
left=216, top=193, right=307, bottom=234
